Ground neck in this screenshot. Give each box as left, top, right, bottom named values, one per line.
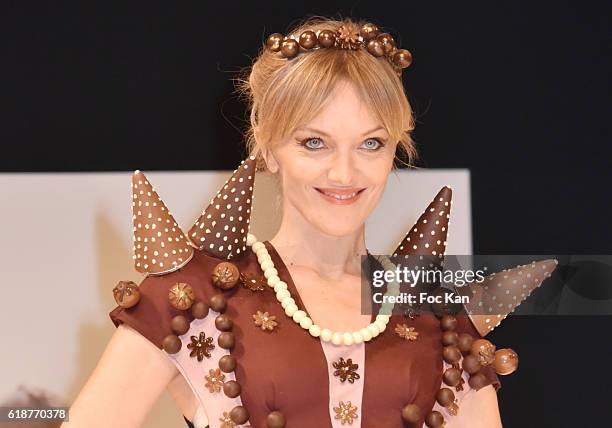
left=269, top=203, right=367, bottom=280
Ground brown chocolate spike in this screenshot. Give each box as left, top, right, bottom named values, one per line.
left=132, top=170, right=194, bottom=275
left=455, top=259, right=558, bottom=336
left=188, top=156, right=256, bottom=260
left=392, top=186, right=452, bottom=260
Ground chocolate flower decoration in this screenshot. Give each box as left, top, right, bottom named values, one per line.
left=187, top=331, right=215, bottom=361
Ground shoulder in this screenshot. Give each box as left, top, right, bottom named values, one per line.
left=109, top=246, right=262, bottom=350
left=110, top=159, right=259, bottom=351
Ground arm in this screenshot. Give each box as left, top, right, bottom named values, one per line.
left=428, top=314, right=504, bottom=428
left=61, top=324, right=178, bottom=428
left=446, top=385, right=502, bottom=428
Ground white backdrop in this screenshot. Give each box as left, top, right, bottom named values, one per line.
left=0, top=169, right=471, bottom=428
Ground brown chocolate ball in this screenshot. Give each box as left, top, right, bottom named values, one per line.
left=425, top=410, right=444, bottom=427
left=366, top=39, right=384, bottom=57
left=401, top=403, right=421, bottom=423
left=191, top=300, right=209, bottom=319
left=266, top=33, right=284, bottom=52
left=493, top=348, right=519, bottom=375
left=440, top=315, right=457, bottom=331
left=212, top=262, right=240, bottom=290
left=219, top=355, right=237, bottom=373
left=468, top=372, right=489, bottom=390
left=457, top=333, right=474, bottom=353
left=266, top=410, right=286, bottom=428
left=218, top=332, right=235, bottom=349
left=441, top=330, right=459, bottom=346
left=162, top=334, right=182, bottom=354
left=442, top=367, right=462, bottom=387
left=223, top=380, right=241, bottom=398
left=360, top=23, right=380, bottom=41
left=298, top=30, right=318, bottom=49
left=442, top=345, right=462, bottom=364
left=113, top=280, right=141, bottom=308
left=229, top=405, right=249, bottom=424
left=210, top=294, right=227, bottom=313
left=436, top=387, right=455, bottom=407
left=377, top=33, right=396, bottom=54
left=215, top=314, right=233, bottom=331
left=393, top=49, right=413, bottom=68
left=280, top=39, right=299, bottom=59
left=462, top=354, right=482, bottom=374
left=318, top=30, right=336, bottom=48
left=171, top=315, right=190, bottom=335
left=470, top=338, right=496, bottom=366
left=168, top=282, right=195, bottom=310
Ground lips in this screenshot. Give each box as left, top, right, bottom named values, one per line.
left=315, top=187, right=366, bottom=204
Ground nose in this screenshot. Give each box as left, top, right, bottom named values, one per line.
left=327, top=149, right=355, bottom=186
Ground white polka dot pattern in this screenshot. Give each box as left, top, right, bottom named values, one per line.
left=188, top=156, right=256, bottom=260
left=456, top=259, right=559, bottom=336
left=131, top=170, right=194, bottom=275
left=393, top=186, right=452, bottom=265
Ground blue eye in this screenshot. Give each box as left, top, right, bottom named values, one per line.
left=301, top=137, right=325, bottom=150
left=298, top=136, right=385, bottom=151
left=362, top=138, right=384, bottom=150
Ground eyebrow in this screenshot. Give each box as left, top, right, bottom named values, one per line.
left=295, top=126, right=387, bottom=137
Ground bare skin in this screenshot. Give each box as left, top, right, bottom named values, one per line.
left=265, top=79, right=503, bottom=427
left=64, top=79, right=502, bottom=427
left=61, top=324, right=198, bottom=427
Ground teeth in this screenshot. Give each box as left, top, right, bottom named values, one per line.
left=322, top=190, right=358, bottom=200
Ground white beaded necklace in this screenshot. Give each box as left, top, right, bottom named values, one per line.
left=246, top=233, right=401, bottom=346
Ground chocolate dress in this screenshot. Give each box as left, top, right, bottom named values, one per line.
left=108, top=157, right=555, bottom=428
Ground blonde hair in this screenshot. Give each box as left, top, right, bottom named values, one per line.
left=234, top=15, right=418, bottom=170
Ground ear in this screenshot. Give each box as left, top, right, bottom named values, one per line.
left=260, top=146, right=280, bottom=174
left=253, top=127, right=280, bottom=174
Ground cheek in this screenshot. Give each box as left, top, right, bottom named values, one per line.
left=280, top=157, right=325, bottom=187
left=362, top=157, right=394, bottom=186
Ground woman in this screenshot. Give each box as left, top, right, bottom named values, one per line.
left=64, top=16, right=554, bottom=428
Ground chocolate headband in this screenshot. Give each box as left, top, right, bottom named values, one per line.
left=265, top=22, right=413, bottom=76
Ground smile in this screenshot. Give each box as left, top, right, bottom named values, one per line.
left=315, top=188, right=366, bottom=204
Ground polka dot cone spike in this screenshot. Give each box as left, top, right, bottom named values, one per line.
left=392, top=186, right=453, bottom=266
left=131, top=170, right=194, bottom=276
left=455, top=259, right=559, bottom=336
left=188, top=156, right=256, bottom=260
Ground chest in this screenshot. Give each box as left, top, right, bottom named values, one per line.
left=287, top=267, right=374, bottom=333
left=227, top=284, right=444, bottom=427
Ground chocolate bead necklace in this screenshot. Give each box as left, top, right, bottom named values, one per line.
left=244, top=232, right=517, bottom=427
left=123, top=160, right=532, bottom=427
left=246, top=233, right=401, bottom=345
left=154, top=233, right=519, bottom=427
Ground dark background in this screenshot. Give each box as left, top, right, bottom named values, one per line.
left=2, top=1, right=610, bottom=426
